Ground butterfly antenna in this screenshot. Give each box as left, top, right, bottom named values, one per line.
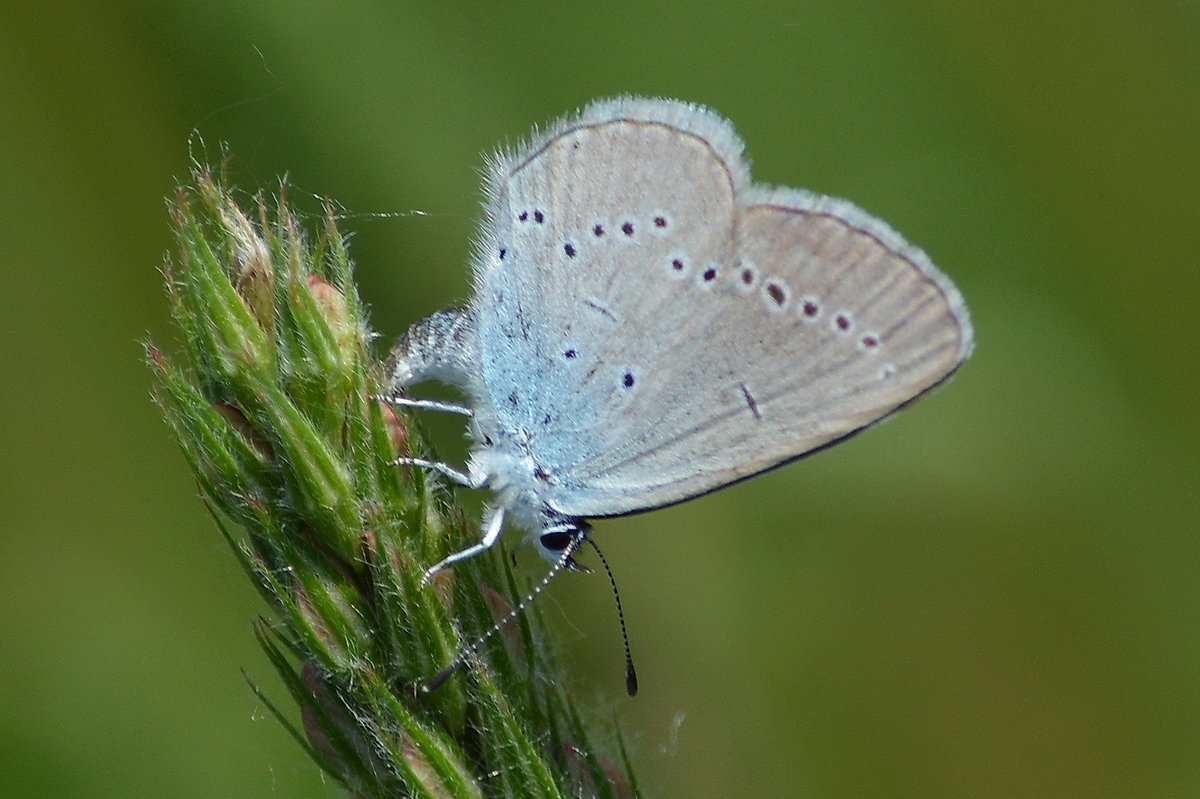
left=584, top=537, right=638, bottom=696
left=421, top=530, right=584, bottom=694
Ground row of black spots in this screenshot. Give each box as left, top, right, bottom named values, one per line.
left=604, top=216, right=668, bottom=238
left=731, top=264, right=792, bottom=314
left=556, top=214, right=669, bottom=264
left=791, top=294, right=882, bottom=353
left=514, top=207, right=675, bottom=264
left=653, top=254, right=877, bottom=352
left=645, top=250, right=886, bottom=363
left=663, top=256, right=774, bottom=299
left=685, top=256, right=785, bottom=312
left=825, top=307, right=885, bottom=355
left=515, top=211, right=675, bottom=271
left=588, top=211, right=671, bottom=241
left=736, top=268, right=879, bottom=353
left=828, top=310, right=882, bottom=355
left=730, top=261, right=787, bottom=315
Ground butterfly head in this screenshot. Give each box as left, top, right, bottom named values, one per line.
left=533, top=517, right=591, bottom=570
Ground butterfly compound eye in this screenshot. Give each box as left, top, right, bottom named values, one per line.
left=539, top=531, right=574, bottom=552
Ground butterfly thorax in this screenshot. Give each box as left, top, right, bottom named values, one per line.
left=468, top=410, right=582, bottom=560
left=388, top=311, right=581, bottom=560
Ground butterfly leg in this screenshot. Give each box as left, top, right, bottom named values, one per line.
left=422, top=505, right=506, bottom=583
left=389, top=456, right=481, bottom=488
left=374, top=394, right=474, bottom=417
left=377, top=385, right=501, bottom=582
left=378, top=394, right=479, bottom=484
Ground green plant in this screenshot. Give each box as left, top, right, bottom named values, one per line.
left=148, top=164, right=639, bottom=798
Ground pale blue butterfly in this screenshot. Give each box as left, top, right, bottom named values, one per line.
left=382, top=96, right=972, bottom=689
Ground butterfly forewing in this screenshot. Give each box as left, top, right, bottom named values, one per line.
left=474, top=100, right=745, bottom=458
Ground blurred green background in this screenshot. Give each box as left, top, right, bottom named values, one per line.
left=3, top=2, right=1197, bottom=797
